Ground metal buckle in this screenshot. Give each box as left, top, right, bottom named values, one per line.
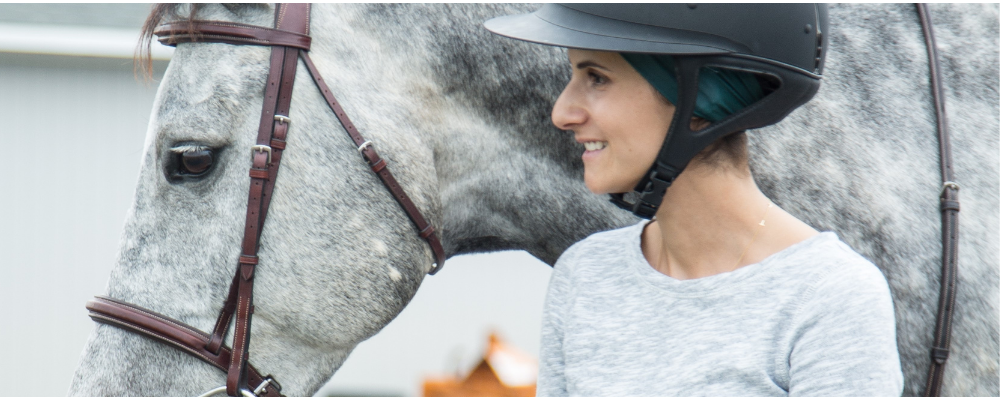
left=198, top=377, right=273, bottom=397
left=253, top=378, right=274, bottom=395
left=198, top=386, right=255, bottom=397
left=252, top=145, right=272, bottom=164
left=358, top=140, right=373, bottom=154
left=940, top=181, right=960, bottom=198
left=274, top=115, right=291, bottom=124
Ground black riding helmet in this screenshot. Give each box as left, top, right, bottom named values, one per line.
left=485, top=4, right=829, bottom=218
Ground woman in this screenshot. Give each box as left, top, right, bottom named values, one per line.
left=484, top=4, right=903, bottom=396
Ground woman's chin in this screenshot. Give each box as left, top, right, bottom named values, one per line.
left=582, top=172, right=605, bottom=194
left=585, top=171, right=649, bottom=195
left=584, top=182, right=606, bottom=195
left=583, top=175, right=632, bottom=195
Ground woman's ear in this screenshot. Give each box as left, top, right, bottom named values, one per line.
left=690, top=117, right=711, bottom=132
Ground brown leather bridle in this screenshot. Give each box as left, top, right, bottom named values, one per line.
left=916, top=3, right=959, bottom=397
left=84, top=3, right=960, bottom=397
left=86, top=4, right=445, bottom=396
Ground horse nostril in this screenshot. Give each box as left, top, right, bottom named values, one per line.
left=181, top=149, right=214, bottom=174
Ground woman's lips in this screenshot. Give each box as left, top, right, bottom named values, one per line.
left=579, top=140, right=607, bottom=162
left=582, top=147, right=604, bottom=162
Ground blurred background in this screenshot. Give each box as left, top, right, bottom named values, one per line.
left=0, top=4, right=552, bottom=396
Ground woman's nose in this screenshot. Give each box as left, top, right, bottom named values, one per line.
left=551, top=84, right=586, bottom=130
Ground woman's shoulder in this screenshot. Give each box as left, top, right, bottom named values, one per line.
left=559, top=221, right=648, bottom=260
left=810, top=233, right=883, bottom=274
left=554, top=220, right=646, bottom=271
left=784, top=232, right=892, bottom=300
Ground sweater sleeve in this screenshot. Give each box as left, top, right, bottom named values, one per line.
left=787, top=257, right=904, bottom=396
left=536, top=252, right=575, bottom=397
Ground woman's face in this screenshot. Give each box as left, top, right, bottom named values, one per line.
left=552, top=49, right=676, bottom=194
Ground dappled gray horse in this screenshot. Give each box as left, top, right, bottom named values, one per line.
left=69, top=3, right=997, bottom=396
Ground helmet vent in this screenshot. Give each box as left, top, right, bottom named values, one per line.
left=756, top=74, right=781, bottom=96
left=813, top=8, right=824, bottom=73
left=814, top=31, right=824, bottom=72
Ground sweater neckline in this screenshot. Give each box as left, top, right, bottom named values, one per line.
left=626, top=219, right=836, bottom=296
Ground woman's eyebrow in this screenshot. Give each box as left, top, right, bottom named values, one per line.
left=575, top=61, right=611, bottom=72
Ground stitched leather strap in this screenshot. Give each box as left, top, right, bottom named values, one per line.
left=299, top=52, right=446, bottom=273
left=86, top=297, right=283, bottom=396
left=154, top=20, right=311, bottom=50
left=150, top=4, right=310, bottom=396
left=223, top=4, right=310, bottom=395
left=917, top=4, right=960, bottom=397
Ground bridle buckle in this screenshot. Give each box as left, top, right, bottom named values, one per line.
left=198, top=386, right=255, bottom=397
left=198, top=378, right=274, bottom=397
left=940, top=181, right=960, bottom=198
left=251, top=145, right=273, bottom=164
left=357, top=140, right=373, bottom=154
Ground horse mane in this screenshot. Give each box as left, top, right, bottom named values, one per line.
left=135, top=3, right=201, bottom=81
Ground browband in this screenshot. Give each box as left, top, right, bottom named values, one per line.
left=155, top=21, right=311, bottom=50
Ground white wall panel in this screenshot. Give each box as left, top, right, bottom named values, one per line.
left=0, top=52, right=164, bottom=396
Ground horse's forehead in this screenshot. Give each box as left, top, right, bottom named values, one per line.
left=164, top=44, right=269, bottom=94
left=152, top=4, right=294, bottom=108
left=150, top=44, right=269, bottom=148
left=161, top=3, right=274, bottom=26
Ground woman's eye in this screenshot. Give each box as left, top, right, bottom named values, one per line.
left=588, top=71, right=608, bottom=86
left=179, top=149, right=213, bottom=175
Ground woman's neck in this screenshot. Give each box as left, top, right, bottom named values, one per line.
left=641, top=163, right=817, bottom=280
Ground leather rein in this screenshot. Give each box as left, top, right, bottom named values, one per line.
left=86, top=4, right=445, bottom=396
left=83, top=3, right=959, bottom=397
left=917, top=3, right=959, bottom=397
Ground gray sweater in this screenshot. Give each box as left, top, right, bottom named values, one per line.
left=538, top=220, right=903, bottom=396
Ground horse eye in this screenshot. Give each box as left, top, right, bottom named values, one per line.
left=166, top=145, right=220, bottom=183
left=172, top=147, right=215, bottom=177
left=178, top=148, right=214, bottom=175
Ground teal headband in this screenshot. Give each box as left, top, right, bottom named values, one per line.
left=620, top=53, right=764, bottom=123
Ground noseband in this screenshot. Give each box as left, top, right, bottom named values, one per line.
left=86, top=4, right=445, bottom=396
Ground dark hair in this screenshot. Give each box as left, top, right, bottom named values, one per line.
left=655, top=98, right=750, bottom=175
left=688, top=75, right=782, bottom=174
left=135, top=4, right=200, bottom=81
left=691, top=130, right=749, bottom=175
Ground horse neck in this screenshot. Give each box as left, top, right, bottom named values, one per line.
left=310, top=4, right=637, bottom=263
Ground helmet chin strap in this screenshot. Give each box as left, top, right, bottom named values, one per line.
left=610, top=55, right=822, bottom=219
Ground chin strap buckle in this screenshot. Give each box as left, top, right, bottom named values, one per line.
left=608, top=169, right=678, bottom=219
left=632, top=170, right=675, bottom=219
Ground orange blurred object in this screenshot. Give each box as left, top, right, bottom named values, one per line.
left=422, top=333, right=537, bottom=397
